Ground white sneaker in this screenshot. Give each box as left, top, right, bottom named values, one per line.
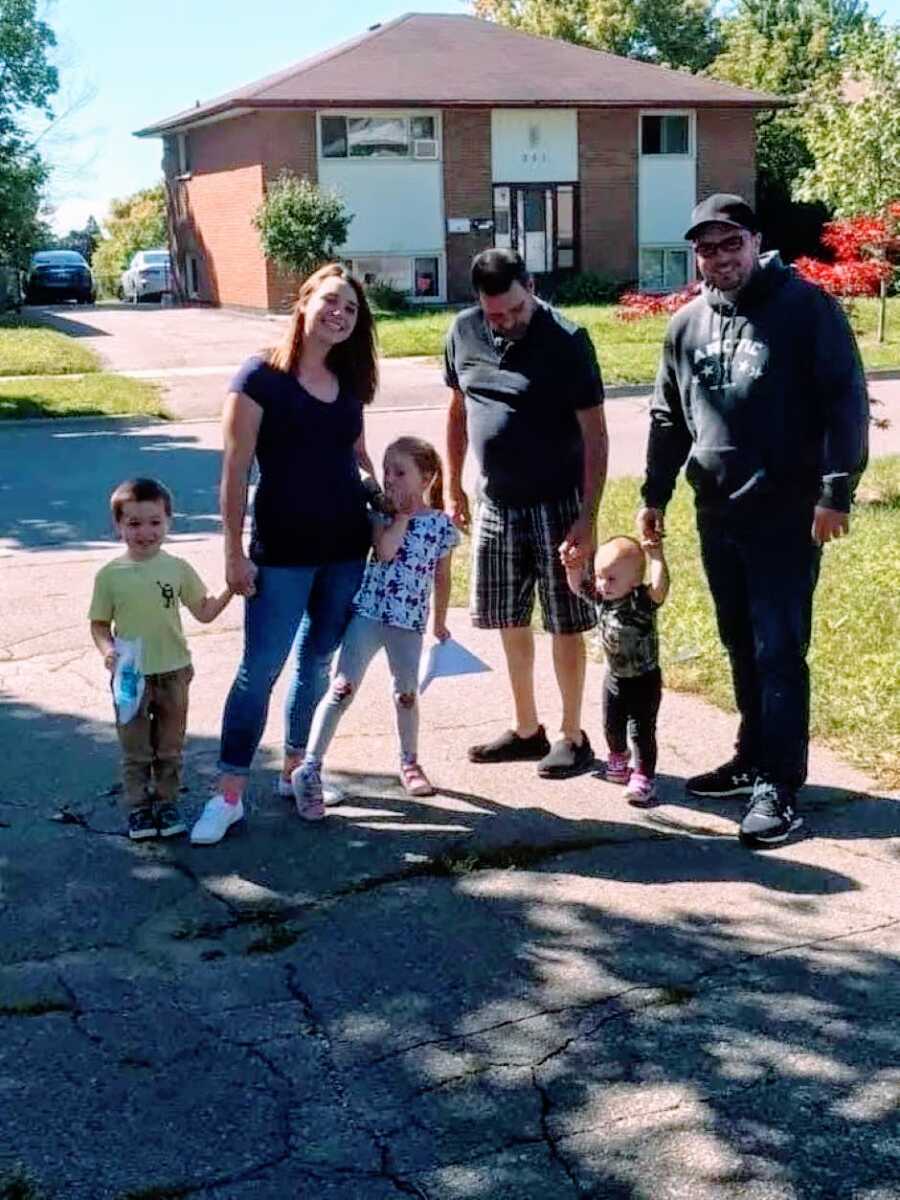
left=190, top=794, right=245, bottom=845
left=275, top=775, right=345, bottom=807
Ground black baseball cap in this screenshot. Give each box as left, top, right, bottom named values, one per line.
left=684, top=194, right=759, bottom=241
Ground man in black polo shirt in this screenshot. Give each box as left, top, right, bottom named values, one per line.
left=445, top=249, right=609, bottom=777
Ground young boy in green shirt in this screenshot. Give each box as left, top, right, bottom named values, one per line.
left=89, top=478, right=232, bottom=840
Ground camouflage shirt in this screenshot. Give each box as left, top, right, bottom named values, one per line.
left=588, top=583, right=660, bottom=678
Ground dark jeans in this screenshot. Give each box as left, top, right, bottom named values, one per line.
left=697, top=508, right=821, bottom=789
left=603, top=667, right=662, bottom=776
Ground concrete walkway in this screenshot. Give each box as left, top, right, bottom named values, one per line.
left=1, top=418, right=899, bottom=1196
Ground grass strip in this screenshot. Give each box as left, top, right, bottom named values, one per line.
left=0, top=314, right=101, bottom=376
left=375, top=297, right=900, bottom=383
left=0, top=373, right=166, bottom=421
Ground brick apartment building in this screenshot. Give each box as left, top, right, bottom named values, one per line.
left=135, top=12, right=782, bottom=310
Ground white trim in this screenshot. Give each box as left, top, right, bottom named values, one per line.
left=317, top=109, right=442, bottom=163
left=638, top=109, right=695, bottom=159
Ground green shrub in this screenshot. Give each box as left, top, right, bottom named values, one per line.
left=253, top=173, right=351, bottom=278
left=366, top=279, right=408, bottom=313
left=552, top=272, right=625, bottom=305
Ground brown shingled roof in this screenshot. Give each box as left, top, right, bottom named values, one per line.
left=135, top=12, right=784, bottom=137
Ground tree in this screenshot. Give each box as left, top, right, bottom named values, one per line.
left=794, top=24, right=900, bottom=217
left=57, top=215, right=101, bottom=260
left=708, top=0, right=870, bottom=257
left=793, top=25, right=900, bottom=341
left=0, top=0, right=59, bottom=264
left=253, top=173, right=352, bottom=279
left=91, top=185, right=167, bottom=297
left=471, top=0, right=722, bottom=71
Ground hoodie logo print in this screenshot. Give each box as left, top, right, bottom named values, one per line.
left=693, top=338, right=767, bottom=390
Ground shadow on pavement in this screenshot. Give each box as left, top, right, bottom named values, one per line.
left=2, top=688, right=899, bottom=1198
left=0, top=423, right=222, bottom=551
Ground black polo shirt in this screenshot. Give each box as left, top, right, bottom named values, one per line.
left=443, top=301, right=603, bottom=506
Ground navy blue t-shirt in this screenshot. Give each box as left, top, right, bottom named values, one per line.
left=443, top=301, right=604, bottom=506
left=229, top=356, right=371, bottom=567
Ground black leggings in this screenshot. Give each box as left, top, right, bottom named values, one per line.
left=602, top=668, right=662, bottom=776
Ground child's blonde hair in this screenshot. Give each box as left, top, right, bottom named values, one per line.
left=387, top=436, right=445, bottom=511
left=597, top=535, right=646, bottom=580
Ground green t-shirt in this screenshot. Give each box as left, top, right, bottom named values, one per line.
left=89, top=550, right=207, bottom=675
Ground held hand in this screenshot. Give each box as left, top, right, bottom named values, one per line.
left=558, top=515, right=595, bottom=570
left=103, top=649, right=118, bottom=673
left=636, top=506, right=665, bottom=547
left=564, top=562, right=588, bottom=599
left=225, top=552, right=258, bottom=597
left=812, top=506, right=849, bottom=546
left=450, top=488, right=471, bottom=535
left=433, top=622, right=451, bottom=643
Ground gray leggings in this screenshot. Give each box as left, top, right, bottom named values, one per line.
left=306, top=614, right=423, bottom=764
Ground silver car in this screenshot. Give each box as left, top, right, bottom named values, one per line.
left=121, top=249, right=172, bottom=302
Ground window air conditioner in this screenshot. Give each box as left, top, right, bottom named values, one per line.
left=413, top=138, right=438, bottom=159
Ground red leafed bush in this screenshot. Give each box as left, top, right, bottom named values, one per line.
left=616, top=284, right=700, bottom=321
left=794, top=210, right=900, bottom=298
left=794, top=255, right=893, bottom=297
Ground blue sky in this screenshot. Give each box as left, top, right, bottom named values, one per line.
left=41, top=0, right=900, bottom=233
left=42, top=0, right=465, bottom=232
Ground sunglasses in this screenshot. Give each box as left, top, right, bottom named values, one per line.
left=694, top=233, right=747, bottom=258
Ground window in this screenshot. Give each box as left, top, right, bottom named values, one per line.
left=320, top=116, right=347, bottom=158
left=640, top=247, right=690, bottom=292
left=641, top=114, right=689, bottom=156
left=557, top=186, right=575, bottom=269
left=349, top=117, right=407, bottom=158
left=177, top=132, right=191, bottom=174
left=320, top=114, right=438, bottom=159
left=185, top=253, right=200, bottom=297
left=414, top=257, right=438, bottom=298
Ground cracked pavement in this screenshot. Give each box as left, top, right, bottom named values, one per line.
left=1, top=418, right=900, bottom=1199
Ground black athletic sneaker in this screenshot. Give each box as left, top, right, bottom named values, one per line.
left=537, top=732, right=595, bottom=779
left=686, top=758, right=755, bottom=798
left=127, top=805, right=157, bottom=841
left=156, top=803, right=187, bottom=838
left=468, top=725, right=551, bottom=764
left=739, top=780, right=803, bottom=847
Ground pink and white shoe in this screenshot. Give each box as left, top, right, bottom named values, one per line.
left=605, top=752, right=631, bottom=784
left=625, top=772, right=656, bottom=807
left=290, top=766, right=326, bottom=822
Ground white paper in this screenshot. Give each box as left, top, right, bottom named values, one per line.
left=113, top=636, right=144, bottom=724
left=418, top=637, right=491, bottom=694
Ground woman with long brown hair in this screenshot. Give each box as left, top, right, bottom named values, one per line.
left=191, top=263, right=379, bottom=845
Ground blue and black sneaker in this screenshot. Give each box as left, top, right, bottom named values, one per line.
left=739, top=779, right=803, bottom=847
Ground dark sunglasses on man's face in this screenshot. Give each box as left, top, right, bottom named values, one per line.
left=694, top=233, right=747, bottom=259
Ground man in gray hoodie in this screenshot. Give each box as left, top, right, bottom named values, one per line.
left=638, top=194, right=869, bottom=847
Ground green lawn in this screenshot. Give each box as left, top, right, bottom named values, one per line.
left=376, top=297, right=900, bottom=384
left=449, top=456, right=900, bottom=788
left=0, top=374, right=166, bottom=421
left=0, top=313, right=101, bottom=376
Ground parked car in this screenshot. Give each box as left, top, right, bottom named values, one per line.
left=25, top=250, right=95, bottom=305
left=121, top=249, right=172, bottom=303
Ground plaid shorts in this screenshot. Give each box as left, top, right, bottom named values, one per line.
left=471, top=491, right=597, bottom=635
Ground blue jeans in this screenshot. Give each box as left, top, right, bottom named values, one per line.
left=697, top=508, right=821, bottom=789
left=218, top=560, right=365, bottom=774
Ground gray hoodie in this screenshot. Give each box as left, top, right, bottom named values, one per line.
left=642, top=252, right=869, bottom=515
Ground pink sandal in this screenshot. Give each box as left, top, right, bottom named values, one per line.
left=400, top=762, right=436, bottom=798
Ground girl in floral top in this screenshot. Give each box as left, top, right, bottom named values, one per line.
left=292, top=437, right=460, bottom=816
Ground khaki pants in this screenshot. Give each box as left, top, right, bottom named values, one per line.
left=116, top=665, right=193, bottom=811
